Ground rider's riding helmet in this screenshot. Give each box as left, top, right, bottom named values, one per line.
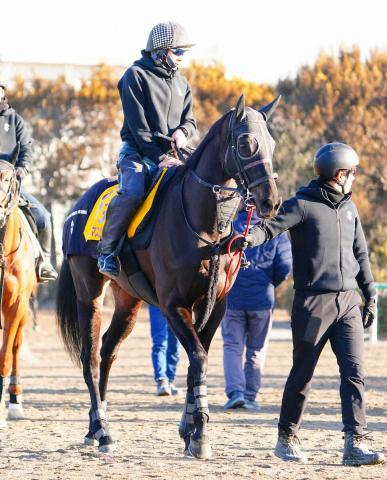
left=314, top=142, right=359, bottom=180
left=145, top=22, right=195, bottom=52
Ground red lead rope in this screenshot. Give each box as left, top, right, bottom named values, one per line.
left=219, top=205, right=254, bottom=299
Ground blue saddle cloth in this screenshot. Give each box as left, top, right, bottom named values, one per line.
left=63, top=177, right=118, bottom=259
left=63, top=167, right=178, bottom=259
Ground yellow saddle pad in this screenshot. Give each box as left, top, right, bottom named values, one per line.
left=83, top=168, right=168, bottom=241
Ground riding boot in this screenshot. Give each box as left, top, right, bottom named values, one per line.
left=97, top=193, right=137, bottom=278
left=37, top=225, right=58, bottom=282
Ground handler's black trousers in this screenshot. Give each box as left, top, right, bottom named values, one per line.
left=279, top=289, right=366, bottom=435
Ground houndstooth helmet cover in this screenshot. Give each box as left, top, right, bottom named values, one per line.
left=145, top=22, right=195, bottom=52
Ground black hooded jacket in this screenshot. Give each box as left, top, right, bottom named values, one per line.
left=0, top=102, right=33, bottom=172
left=118, top=51, right=197, bottom=164
left=251, top=179, right=375, bottom=300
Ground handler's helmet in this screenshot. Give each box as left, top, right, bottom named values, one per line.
left=314, top=142, right=359, bottom=179
left=145, top=22, right=195, bottom=52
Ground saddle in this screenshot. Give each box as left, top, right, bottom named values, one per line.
left=18, top=199, right=42, bottom=261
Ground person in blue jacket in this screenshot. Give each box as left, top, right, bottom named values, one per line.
left=222, top=208, right=292, bottom=410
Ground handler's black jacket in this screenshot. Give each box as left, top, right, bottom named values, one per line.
left=250, top=179, right=375, bottom=300
left=118, top=51, right=196, bottom=164
left=0, top=102, right=33, bottom=171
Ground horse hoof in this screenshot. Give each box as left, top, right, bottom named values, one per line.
left=84, top=435, right=97, bottom=446
left=98, top=443, right=116, bottom=453
left=188, top=438, right=212, bottom=460
left=8, top=403, right=24, bottom=420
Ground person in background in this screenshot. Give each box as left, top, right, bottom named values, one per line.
left=222, top=208, right=292, bottom=410
left=149, top=305, right=181, bottom=396
left=0, top=80, right=57, bottom=281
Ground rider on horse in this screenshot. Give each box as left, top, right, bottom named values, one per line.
left=0, top=80, right=57, bottom=281
left=98, top=21, right=197, bottom=278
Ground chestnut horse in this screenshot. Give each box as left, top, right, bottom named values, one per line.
left=57, top=95, right=281, bottom=457
left=0, top=146, right=37, bottom=427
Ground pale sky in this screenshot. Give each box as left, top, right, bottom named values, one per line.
left=2, top=0, right=387, bottom=84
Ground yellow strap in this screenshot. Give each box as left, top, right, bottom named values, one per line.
left=127, top=168, right=168, bottom=238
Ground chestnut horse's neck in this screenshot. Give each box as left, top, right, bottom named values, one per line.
left=3, top=207, right=23, bottom=259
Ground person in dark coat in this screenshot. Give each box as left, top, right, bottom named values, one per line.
left=0, top=80, right=57, bottom=281
left=240, top=142, right=384, bottom=466
left=98, top=21, right=197, bottom=277
left=222, top=209, right=292, bottom=410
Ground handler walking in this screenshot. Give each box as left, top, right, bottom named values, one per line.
left=242, top=143, right=385, bottom=466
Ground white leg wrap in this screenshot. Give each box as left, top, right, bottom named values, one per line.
left=8, top=402, right=24, bottom=420
left=196, top=397, right=208, bottom=409
left=94, top=428, right=107, bottom=440
left=194, top=385, right=207, bottom=396
left=186, top=402, right=195, bottom=414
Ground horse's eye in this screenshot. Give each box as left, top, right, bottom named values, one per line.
left=237, top=134, right=259, bottom=159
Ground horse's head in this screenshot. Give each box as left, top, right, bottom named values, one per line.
left=225, top=95, right=281, bottom=218
left=0, top=145, right=20, bottom=226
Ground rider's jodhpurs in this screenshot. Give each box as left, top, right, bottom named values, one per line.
left=278, top=289, right=366, bottom=435
left=98, top=143, right=146, bottom=255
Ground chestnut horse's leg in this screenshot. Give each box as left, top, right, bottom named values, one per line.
left=99, top=283, right=142, bottom=407
left=0, top=296, right=30, bottom=425
left=165, top=299, right=213, bottom=460
left=69, top=257, right=115, bottom=452
left=8, top=317, right=28, bottom=419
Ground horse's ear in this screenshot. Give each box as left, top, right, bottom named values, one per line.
left=235, top=94, right=246, bottom=123
left=10, top=142, right=20, bottom=166
left=259, top=95, right=281, bottom=121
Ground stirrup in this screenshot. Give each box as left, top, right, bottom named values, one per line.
left=37, top=261, right=58, bottom=283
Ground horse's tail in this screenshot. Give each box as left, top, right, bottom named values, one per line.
left=56, top=258, right=82, bottom=367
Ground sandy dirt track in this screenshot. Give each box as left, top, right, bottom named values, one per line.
left=0, top=307, right=386, bottom=480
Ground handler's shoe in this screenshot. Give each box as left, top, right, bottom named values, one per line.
left=342, top=432, right=385, bottom=466
left=223, top=391, right=245, bottom=410
left=156, top=379, right=171, bottom=396
left=274, top=430, right=307, bottom=463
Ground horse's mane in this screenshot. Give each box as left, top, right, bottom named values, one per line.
left=184, top=111, right=230, bottom=171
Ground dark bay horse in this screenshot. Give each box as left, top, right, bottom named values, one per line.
left=57, top=95, right=281, bottom=457
left=0, top=146, right=38, bottom=427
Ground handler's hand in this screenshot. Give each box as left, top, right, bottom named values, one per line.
left=172, top=128, right=188, bottom=149
left=158, top=155, right=183, bottom=168
left=362, top=298, right=376, bottom=329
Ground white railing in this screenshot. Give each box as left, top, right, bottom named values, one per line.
left=367, top=282, right=387, bottom=343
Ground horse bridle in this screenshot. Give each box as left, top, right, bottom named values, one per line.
left=224, top=110, right=278, bottom=193
left=181, top=110, right=278, bottom=248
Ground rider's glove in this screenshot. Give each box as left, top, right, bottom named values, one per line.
left=158, top=155, right=183, bottom=169
left=15, top=166, right=28, bottom=183
left=362, top=297, right=376, bottom=329
left=172, top=128, right=188, bottom=149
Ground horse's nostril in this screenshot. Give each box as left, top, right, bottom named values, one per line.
left=261, top=199, right=274, bottom=212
